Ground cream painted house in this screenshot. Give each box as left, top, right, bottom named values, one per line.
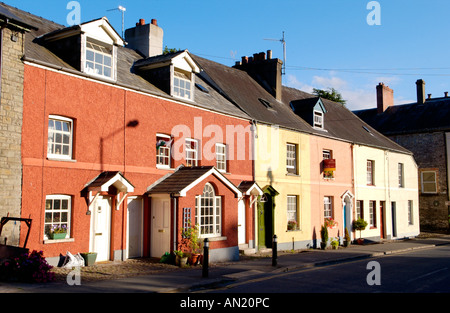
left=352, top=145, right=420, bottom=241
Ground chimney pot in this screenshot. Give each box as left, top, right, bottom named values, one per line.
left=139, top=19, right=145, bottom=25
left=267, top=50, right=272, bottom=59
left=445, top=92, right=448, bottom=98
left=151, top=19, right=158, bottom=26
left=428, top=94, right=432, bottom=99
left=242, top=56, right=248, bottom=64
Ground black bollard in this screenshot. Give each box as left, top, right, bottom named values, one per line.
left=202, top=238, right=209, bottom=278
left=272, top=234, right=277, bottom=267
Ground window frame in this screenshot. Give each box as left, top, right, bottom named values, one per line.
left=398, top=163, right=404, bottom=188
left=324, top=196, right=333, bottom=220
left=369, top=200, right=377, bottom=227
left=313, top=110, right=324, bottom=129
left=156, top=134, right=172, bottom=169
left=287, top=195, right=299, bottom=231
left=286, top=143, right=298, bottom=174
left=408, top=200, right=414, bottom=225
left=173, top=71, right=193, bottom=100
left=215, top=143, right=227, bottom=173
left=421, top=170, right=438, bottom=194
left=185, top=138, right=199, bottom=167
left=44, top=195, right=71, bottom=240
left=47, top=115, right=74, bottom=161
left=356, top=200, right=363, bottom=220
left=367, top=160, right=375, bottom=185
left=85, top=39, right=114, bottom=79
left=195, top=183, right=222, bottom=238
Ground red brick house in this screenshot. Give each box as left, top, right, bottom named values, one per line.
left=4, top=4, right=261, bottom=265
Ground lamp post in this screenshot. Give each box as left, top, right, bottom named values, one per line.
left=107, top=5, right=126, bottom=38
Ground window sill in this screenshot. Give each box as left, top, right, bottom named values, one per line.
left=286, top=229, right=301, bottom=232
left=47, top=157, right=77, bottom=163
left=286, top=172, right=300, bottom=177
left=44, top=238, right=74, bottom=244
left=202, top=236, right=227, bottom=242
left=156, top=165, right=174, bottom=170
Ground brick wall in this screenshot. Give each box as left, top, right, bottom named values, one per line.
left=391, top=132, right=449, bottom=231
left=0, top=27, right=25, bottom=245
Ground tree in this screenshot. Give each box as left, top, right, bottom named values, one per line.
left=313, top=87, right=346, bottom=106
left=163, top=46, right=179, bottom=55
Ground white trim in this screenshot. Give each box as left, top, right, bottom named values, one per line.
left=180, top=167, right=242, bottom=198
left=47, top=115, right=74, bottom=161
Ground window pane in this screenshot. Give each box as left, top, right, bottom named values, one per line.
left=86, top=50, right=95, bottom=61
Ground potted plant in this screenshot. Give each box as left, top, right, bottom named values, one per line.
left=48, top=225, right=67, bottom=240
left=344, top=227, right=351, bottom=247
left=320, top=225, right=329, bottom=250
left=174, top=250, right=188, bottom=267
left=80, top=252, right=97, bottom=266
left=331, top=237, right=339, bottom=250
left=352, top=218, right=368, bottom=245
left=182, top=223, right=203, bottom=265
left=287, top=220, right=298, bottom=231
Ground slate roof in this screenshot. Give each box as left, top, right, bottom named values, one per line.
left=0, top=2, right=249, bottom=121
left=194, top=55, right=411, bottom=154
left=354, top=97, right=450, bottom=136
left=2, top=2, right=411, bottom=155
left=146, top=166, right=214, bottom=194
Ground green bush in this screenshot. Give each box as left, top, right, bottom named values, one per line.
left=0, top=250, right=54, bottom=283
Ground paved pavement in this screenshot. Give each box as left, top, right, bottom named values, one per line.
left=1, top=234, right=450, bottom=293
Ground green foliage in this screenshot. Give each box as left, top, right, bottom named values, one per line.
left=320, top=225, right=329, bottom=243
left=313, top=87, right=347, bottom=106
left=163, top=45, right=179, bottom=55
left=352, top=218, right=368, bottom=239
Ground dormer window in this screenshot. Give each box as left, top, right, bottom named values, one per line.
left=314, top=110, right=324, bottom=129
left=174, top=71, right=192, bottom=100
left=85, top=39, right=113, bottom=78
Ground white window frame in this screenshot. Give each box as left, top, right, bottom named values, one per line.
left=216, top=143, right=227, bottom=172
left=398, top=163, right=404, bottom=188
left=313, top=110, right=324, bottom=129
left=324, top=196, right=333, bottom=219
left=286, top=143, right=297, bottom=174
left=421, top=170, right=438, bottom=194
left=367, top=160, right=375, bottom=185
left=156, top=134, right=172, bottom=169
left=185, top=138, right=199, bottom=167
left=408, top=200, right=414, bottom=225
left=47, top=115, right=73, bottom=160
left=173, top=71, right=193, bottom=100
left=44, top=195, right=71, bottom=240
left=356, top=200, right=363, bottom=220
left=85, top=39, right=113, bottom=79
left=369, top=200, right=376, bottom=227
left=195, top=183, right=222, bottom=238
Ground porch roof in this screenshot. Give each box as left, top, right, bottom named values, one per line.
left=84, top=171, right=134, bottom=193
left=146, top=166, right=242, bottom=197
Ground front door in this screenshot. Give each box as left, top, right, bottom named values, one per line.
left=127, top=197, right=143, bottom=259
left=91, top=196, right=111, bottom=262
left=238, top=200, right=246, bottom=244
left=151, top=197, right=171, bottom=258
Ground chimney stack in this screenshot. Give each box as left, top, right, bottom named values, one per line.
left=416, top=79, right=426, bottom=105
left=233, top=51, right=283, bottom=101
left=125, top=18, right=164, bottom=58
left=376, top=83, right=394, bottom=114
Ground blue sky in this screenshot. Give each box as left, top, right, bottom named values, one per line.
left=6, top=0, right=450, bottom=110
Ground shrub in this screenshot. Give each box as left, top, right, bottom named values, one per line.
left=0, top=250, right=54, bottom=283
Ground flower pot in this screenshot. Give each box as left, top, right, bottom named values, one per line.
left=80, top=253, right=97, bottom=266
left=179, top=257, right=188, bottom=267
left=320, top=242, right=328, bottom=250
left=49, top=232, right=67, bottom=240
left=357, top=238, right=365, bottom=245
left=189, top=253, right=201, bottom=266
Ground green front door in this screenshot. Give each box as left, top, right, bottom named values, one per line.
left=257, top=186, right=279, bottom=249
left=258, top=199, right=266, bottom=248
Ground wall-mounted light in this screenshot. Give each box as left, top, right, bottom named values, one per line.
left=10, top=32, right=18, bottom=42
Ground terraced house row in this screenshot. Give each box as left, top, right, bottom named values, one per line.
left=0, top=3, right=419, bottom=265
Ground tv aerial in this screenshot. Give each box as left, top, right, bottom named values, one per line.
left=264, top=31, right=286, bottom=75
left=107, top=5, right=126, bottom=38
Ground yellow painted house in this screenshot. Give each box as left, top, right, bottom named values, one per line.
left=254, top=122, right=312, bottom=250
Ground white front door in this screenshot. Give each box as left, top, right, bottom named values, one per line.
left=238, top=199, right=246, bottom=244
left=151, top=197, right=171, bottom=258
left=127, top=197, right=143, bottom=259
left=91, top=196, right=111, bottom=262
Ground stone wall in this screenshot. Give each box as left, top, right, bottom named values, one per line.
left=390, top=132, right=449, bottom=232
left=0, top=27, right=25, bottom=246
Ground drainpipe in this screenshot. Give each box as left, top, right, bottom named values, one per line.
left=171, top=194, right=177, bottom=251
